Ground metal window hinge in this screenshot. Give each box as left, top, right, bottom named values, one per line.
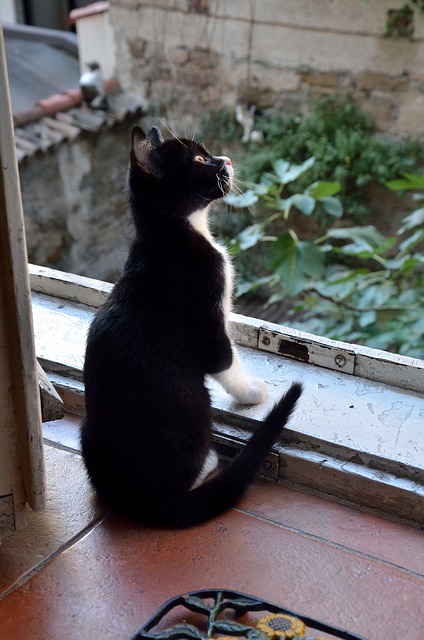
left=258, top=328, right=356, bottom=375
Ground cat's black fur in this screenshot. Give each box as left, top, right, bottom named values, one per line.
left=81, top=126, right=302, bottom=528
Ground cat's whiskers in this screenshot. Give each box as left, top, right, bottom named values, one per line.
left=231, top=178, right=244, bottom=197
left=231, top=169, right=248, bottom=192
left=229, top=171, right=258, bottom=218
left=154, top=114, right=190, bottom=149
left=189, top=117, right=196, bottom=141
left=216, top=174, right=226, bottom=197
left=177, top=105, right=196, bottom=142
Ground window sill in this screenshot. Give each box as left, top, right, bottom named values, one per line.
left=30, top=264, right=424, bottom=526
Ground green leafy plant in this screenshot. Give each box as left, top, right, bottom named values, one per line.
left=233, top=98, right=421, bottom=222
left=386, top=4, right=414, bottom=37
left=227, top=166, right=424, bottom=359
left=361, top=0, right=424, bottom=36
left=385, top=0, right=424, bottom=37
left=225, top=156, right=343, bottom=297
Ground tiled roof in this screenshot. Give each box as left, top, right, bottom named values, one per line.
left=14, top=84, right=146, bottom=163
left=4, top=22, right=145, bottom=163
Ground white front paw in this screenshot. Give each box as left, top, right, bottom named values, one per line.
left=234, top=377, right=267, bottom=405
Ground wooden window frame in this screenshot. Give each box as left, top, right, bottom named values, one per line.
left=0, top=21, right=44, bottom=542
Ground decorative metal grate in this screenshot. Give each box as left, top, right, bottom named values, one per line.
left=131, top=589, right=367, bottom=640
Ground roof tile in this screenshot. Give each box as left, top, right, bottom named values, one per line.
left=16, top=91, right=146, bottom=162
left=37, top=93, right=76, bottom=115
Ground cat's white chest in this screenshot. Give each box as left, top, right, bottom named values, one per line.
left=188, top=207, right=234, bottom=325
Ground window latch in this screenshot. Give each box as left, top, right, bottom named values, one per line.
left=258, top=328, right=356, bottom=375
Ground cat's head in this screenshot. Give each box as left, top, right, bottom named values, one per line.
left=128, top=126, right=233, bottom=218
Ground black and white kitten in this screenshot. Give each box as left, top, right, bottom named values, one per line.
left=81, top=126, right=302, bottom=528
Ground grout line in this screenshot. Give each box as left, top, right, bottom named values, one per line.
left=235, top=507, right=424, bottom=581
left=43, top=438, right=82, bottom=455
left=0, top=513, right=110, bottom=602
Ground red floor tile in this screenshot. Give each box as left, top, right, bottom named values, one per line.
left=1, top=509, right=423, bottom=640
left=0, top=446, right=106, bottom=595
left=239, top=479, right=424, bottom=576
left=2, top=422, right=423, bottom=640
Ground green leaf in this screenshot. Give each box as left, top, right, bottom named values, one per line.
left=289, top=193, right=316, bottom=215
left=327, top=225, right=385, bottom=246
left=398, top=208, right=424, bottom=233
left=272, top=159, right=290, bottom=183
left=337, top=239, right=375, bottom=258
left=235, top=275, right=276, bottom=297
left=213, top=620, right=252, bottom=634
left=403, top=172, right=424, bottom=188
left=267, top=233, right=297, bottom=270
left=359, top=311, right=377, bottom=328
left=266, top=290, right=287, bottom=305
left=398, top=255, right=424, bottom=275
left=275, top=197, right=291, bottom=212
left=254, top=181, right=272, bottom=196
left=357, top=283, right=396, bottom=309
left=320, top=196, right=343, bottom=218
left=225, top=596, right=263, bottom=609
left=272, top=156, right=315, bottom=184
left=268, top=234, right=318, bottom=296
left=399, top=228, right=424, bottom=252
left=307, top=181, right=341, bottom=198
left=298, top=241, right=325, bottom=277
left=386, top=178, right=414, bottom=191
left=184, top=596, right=212, bottom=613
left=237, top=223, right=264, bottom=250
left=274, top=238, right=307, bottom=295
left=224, top=190, right=258, bottom=207
left=385, top=254, right=413, bottom=270
left=386, top=173, right=424, bottom=191
left=148, top=623, right=203, bottom=639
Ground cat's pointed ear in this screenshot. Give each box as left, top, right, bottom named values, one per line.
left=148, top=126, right=164, bottom=147
left=131, top=126, right=162, bottom=177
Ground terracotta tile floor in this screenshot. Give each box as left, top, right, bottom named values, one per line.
left=0, top=414, right=423, bottom=640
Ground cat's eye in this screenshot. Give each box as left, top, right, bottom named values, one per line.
left=194, top=155, right=206, bottom=164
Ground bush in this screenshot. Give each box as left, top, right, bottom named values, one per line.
left=242, top=97, right=422, bottom=220
left=225, top=164, right=424, bottom=359
left=200, top=100, right=423, bottom=357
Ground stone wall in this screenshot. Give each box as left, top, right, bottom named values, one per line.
left=20, top=118, right=142, bottom=281
left=110, top=0, right=424, bottom=137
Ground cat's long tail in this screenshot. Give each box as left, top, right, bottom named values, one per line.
left=144, top=382, right=303, bottom=528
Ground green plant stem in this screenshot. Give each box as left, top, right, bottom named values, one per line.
left=288, top=228, right=299, bottom=243
left=263, top=212, right=282, bottom=227
left=310, top=287, right=412, bottom=314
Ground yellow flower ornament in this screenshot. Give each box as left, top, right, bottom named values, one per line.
left=257, top=614, right=305, bottom=638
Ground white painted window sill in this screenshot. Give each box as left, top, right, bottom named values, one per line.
left=30, top=265, right=424, bottom=526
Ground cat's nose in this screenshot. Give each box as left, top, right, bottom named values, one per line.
left=215, top=155, right=232, bottom=167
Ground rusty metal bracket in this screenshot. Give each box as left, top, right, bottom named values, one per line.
left=258, top=328, right=356, bottom=375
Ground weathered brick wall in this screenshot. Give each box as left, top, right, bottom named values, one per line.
left=110, top=0, right=424, bottom=137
